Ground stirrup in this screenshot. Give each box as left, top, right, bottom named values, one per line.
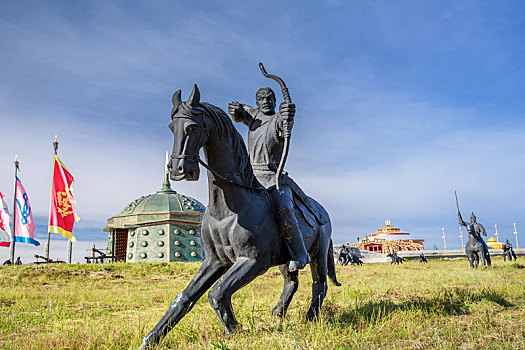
left=287, top=255, right=310, bottom=272
left=288, top=260, right=305, bottom=272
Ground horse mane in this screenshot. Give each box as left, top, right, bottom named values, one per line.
left=200, top=102, right=258, bottom=187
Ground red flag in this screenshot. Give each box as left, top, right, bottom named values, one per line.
left=48, top=155, right=78, bottom=242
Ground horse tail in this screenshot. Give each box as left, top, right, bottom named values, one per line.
left=327, top=239, right=341, bottom=286
left=483, top=242, right=492, bottom=266
left=486, top=251, right=492, bottom=266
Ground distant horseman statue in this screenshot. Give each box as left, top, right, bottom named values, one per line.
left=455, top=191, right=491, bottom=268
left=503, top=239, right=517, bottom=261
left=139, top=64, right=340, bottom=349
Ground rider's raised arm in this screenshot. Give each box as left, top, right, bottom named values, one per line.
left=228, top=101, right=254, bottom=127
left=458, top=212, right=467, bottom=227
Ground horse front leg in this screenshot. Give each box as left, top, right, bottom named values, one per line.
left=467, top=252, right=474, bottom=268
left=139, top=258, right=227, bottom=349
left=208, top=257, right=269, bottom=335
left=272, top=264, right=299, bottom=318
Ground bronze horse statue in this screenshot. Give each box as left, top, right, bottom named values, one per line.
left=139, top=85, right=340, bottom=349
left=464, top=226, right=490, bottom=268
left=459, top=212, right=491, bottom=268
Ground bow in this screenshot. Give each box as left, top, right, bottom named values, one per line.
left=258, top=62, right=292, bottom=190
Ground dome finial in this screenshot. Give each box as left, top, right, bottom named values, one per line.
left=158, top=151, right=177, bottom=194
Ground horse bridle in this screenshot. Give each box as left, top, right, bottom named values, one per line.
left=170, top=112, right=264, bottom=191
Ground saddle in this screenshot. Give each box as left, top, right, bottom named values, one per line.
left=285, top=176, right=329, bottom=229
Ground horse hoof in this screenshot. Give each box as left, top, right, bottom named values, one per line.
left=272, top=306, right=284, bottom=318
left=224, top=323, right=240, bottom=336
left=306, top=311, right=318, bottom=321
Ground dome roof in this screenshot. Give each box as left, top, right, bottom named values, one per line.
left=118, top=173, right=205, bottom=216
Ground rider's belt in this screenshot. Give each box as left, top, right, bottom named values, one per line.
left=251, top=162, right=277, bottom=172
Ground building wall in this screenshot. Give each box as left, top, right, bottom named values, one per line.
left=107, top=222, right=203, bottom=262
left=351, top=237, right=424, bottom=255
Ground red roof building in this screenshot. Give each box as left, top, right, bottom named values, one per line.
left=350, top=219, right=424, bottom=254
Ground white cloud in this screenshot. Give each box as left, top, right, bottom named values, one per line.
left=1, top=1, right=524, bottom=262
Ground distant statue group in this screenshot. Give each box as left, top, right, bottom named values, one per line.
left=503, top=239, right=517, bottom=261
left=2, top=257, right=21, bottom=265
left=337, top=246, right=363, bottom=266
left=386, top=250, right=406, bottom=264
left=457, top=209, right=518, bottom=267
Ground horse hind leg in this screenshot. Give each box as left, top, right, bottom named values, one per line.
left=139, top=259, right=227, bottom=349
left=208, top=257, right=269, bottom=335
left=307, top=238, right=329, bottom=321
left=272, top=264, right=299, bottom=318
left=479, top=249, right=486, bottom=267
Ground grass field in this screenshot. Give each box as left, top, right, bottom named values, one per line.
left=1, top=258, right=524, bottom=349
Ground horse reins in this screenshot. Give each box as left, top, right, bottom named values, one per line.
left=171, top=153, right=265, bottom=191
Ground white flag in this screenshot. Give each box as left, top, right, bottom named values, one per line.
left=0, top=192, right=11, bottom=247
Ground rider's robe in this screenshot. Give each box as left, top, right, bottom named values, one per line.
left=472, top=222, right=490, bottom=249
left=242, top=106, right=329, bottom=227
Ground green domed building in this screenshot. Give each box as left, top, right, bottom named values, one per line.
left=104, top=172, right=205, bottom=262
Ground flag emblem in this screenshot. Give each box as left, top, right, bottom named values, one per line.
left=56, top=191, right=74, bottom=217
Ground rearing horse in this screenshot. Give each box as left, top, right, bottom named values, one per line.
left=139, top=85, right=340, bottom=349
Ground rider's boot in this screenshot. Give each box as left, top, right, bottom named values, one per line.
left=284, top=224, right=310, bottom=272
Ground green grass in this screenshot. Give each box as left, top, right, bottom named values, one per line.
left=1, top=258, right=524, bottom=349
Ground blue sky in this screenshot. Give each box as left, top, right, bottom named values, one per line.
left=1, top=1, right=524, bottom=262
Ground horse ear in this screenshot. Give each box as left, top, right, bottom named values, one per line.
left=187, top=84, right=200, bottom=107
left=172, top=90, right=182, bottom=107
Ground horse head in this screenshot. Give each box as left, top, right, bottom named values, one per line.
left=168, top=84, right=210, bottom=181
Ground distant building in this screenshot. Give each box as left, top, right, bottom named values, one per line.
left=350, top=219, right=424, bottom=254
left=486, top=237, right=503, bottom=249
left=104, top=171, right=205, bottom=262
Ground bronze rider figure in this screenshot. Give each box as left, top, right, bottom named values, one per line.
left=228, top=87, right=309, bottom=272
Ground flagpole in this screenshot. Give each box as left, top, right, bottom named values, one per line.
left=51, top=135, right=73, bottom=263
left=514, top=223, right=519, bottom=249
left=67, top=239, right=72, bottom=264
left=46, top=135, right=60, bottom=259
left=458, top=226, right=464, bottom=250
left=10, top=155, right=19, bottom=264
